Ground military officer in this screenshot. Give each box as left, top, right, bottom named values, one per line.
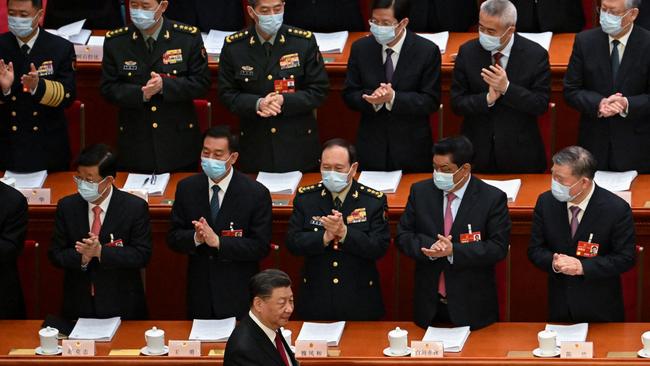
left=286, top=139, right=390, bottom=320
left=100, top=0, right=211, bottom=173
left=218, top=0, right=330, bottom=173
left=0, top=0, right=76, bottom=172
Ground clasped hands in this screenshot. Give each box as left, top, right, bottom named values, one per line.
left=192, top=217, right=220, bottom=249
left=142, top=71, right=163, bottom=101
left=481, top=64, right=509, bottom=105
left=421, top=234, right=453, bottom=258
left=75, top=232, right=102, bottom=265
left=552, top=253, right=583, bottom=276
left=598, top=93, right=628, bottom=118
left=362, top=83, right=394, bottom=105
left=258, top=91, right=284, bottom=117
left=321, top=209, right=347, bottom=245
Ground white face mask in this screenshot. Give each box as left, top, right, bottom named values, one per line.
left=478, top=27, right=509, bottom=52
left=8, top=14, right=38, bottom=38
left=433, top=167, right=462, bottom=192
left=254, top=10, right=283, bottom=35
left=600, top=10, right=631, bottom=36
left=551, top=178, right=582, bottom=202
left=130, top=3, right=161, bottom=30
left=321, top=169, right=351, bottom=193
left=75, top=176, right=109, bottom=203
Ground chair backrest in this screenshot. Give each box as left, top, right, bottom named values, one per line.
left=430, top=104, right=444, bottom=142
left=584, top=0, right=597, bottom=29
left=260, top=243, right=281, bottom=270
left=194, top=99, right=212, bottom=132
left=495, top=246, right=510, bottom=321
left=622, top=245, right=644, bottom=321
left=16, top=240, right=40, bottom=319
left=64, top=100, right=85, bottom=166
left=537, top=102, right=556, bottom=172
left=378, top=240, right=398, bottom=320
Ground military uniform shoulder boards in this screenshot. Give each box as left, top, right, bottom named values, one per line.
left=172, top=23, right=199, bottom=35
left=287, top=27, right=313, bottom=39
left=358, top=185, right=384, bottom=199
left=225, top=30, right=250, bottom=44
left=297, top=182, right=323, bottom=195
left=105, top=27, right=129, bottom=39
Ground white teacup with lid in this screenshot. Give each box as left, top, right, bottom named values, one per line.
left=38, top=326, right=59, bottom=354
left=144, top=326, right=165, bottom=354
left=388, top=327, right=408, bottom=355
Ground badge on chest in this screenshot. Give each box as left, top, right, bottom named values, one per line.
left=279, top=53, right=300, bottom=69
left=162, top=49, right=183, bottom=65
left=459, top=225, right=481, bottom=244
left=221, top=222, right=243, bottom=237
left=576, top=233, right=599, bottom=258
left=274, top=78, right=295, bottom=93
left=123, top=60, right=138, bottom=71
left=346, top=208, right=367, bottom=224
left=37, top=61, right=54, bottom=77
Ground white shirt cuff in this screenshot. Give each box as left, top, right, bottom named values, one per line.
left=620, top=97, right=629, bottom=117
left=2, top=89, right=10, bottom=96
left=487, top=93, right=495, bottom=108
left=193, top=232, right=203, bottom=246
left=373, top=103, right=383, bottom=112
left=385, top=92, right=395, bottom=111
left=447, top=255, right=454, bottom=264
left=30, top=84, right=37, bottom=95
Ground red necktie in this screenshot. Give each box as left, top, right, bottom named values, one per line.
left=275, top=332, right=290, bottom=366
left=493, top=52, right=503, bottom=67
left=91, top=206, right=102, bottom=236
left=438, top=192, right=456, bottom=298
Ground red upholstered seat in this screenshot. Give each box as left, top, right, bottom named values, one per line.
left=194, top=99, right=212, bottom=132
left=622, top=245, right=644, bottom=321
left=537, top=102, right=556, bottom=172
left=17, top=240, right=40, bottom=319
left=64, top=100, right=85, bottom=166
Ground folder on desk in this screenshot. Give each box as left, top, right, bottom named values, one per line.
left=594, top=170, right=638, bottom=192
left=422, top=326, right=470, bottom=352
left=46, top=19, right=91, bottom=45
left=358, top=170, right=402, bottom=193
left=4, top=170, right=47, bottom=189
left=518, top=32, right=553, bottom=51
left=297, top=321, right=346, bottom=347
left=416, top=31, right=449, bottom=54
left=189, top=318, right=236, bottom=342
left=545, top=323, right=588, bottom=347
left=314, top=31, right=349, bottom=53
left=256, top=171, right=303, bottom=194
left=69, top=317, right=121, bottom=342
left=482, top=179, right=521, bottom=202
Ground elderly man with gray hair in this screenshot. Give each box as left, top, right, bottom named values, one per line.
left=450, top=0, right=550, bottom=173
left=528, top=146, right=636, bottom=322
left=564, top=0, right=650, bottom=173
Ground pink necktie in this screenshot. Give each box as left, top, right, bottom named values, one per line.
left=91, top=206, right=102, bottom=236
left=569, top=206, right=581, bottom=238
left=439, top=192, right=456, bottom=298
left=275, top=332, right=290, bottom=366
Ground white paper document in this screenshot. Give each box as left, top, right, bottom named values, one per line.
left=189, top=318, right=236, bottom=342
left=358, top=170, right=402, bottom=193
left=122, top=173, right=170, bottom=196
left=482, top=179, right=522, bottom=202
left=594, top=170, right=638, bottom=192
left=203, top=30, right=232, bottom=56
left=313, top=31, right=349, bottom=53
left=417, top=31, right=449, bottom=54
left=69, top=317, right=121, bottom=342
left=256, top=171, right=303, bottom=194
left=46, top=19, right=91, bottom=44
left=422, top=326, right=471, bottom=352
left=297, top=321, right=346, bottom=346
left=4, top=170, right=47, bottom=189
left=518, top=32, right=553, bottom=51
left=545, top=323, right=588, bottom=347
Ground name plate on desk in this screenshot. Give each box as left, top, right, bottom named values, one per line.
left=18, top=188, right=51, bottom=204
left=411, top=341, right=443, bottom=358
left=295, top=340, right=328, bottom=358
left=168, top=340, right=200, bottom=357
left=62, top=339, right=95, bottom=356
left=560, top=342, right=593, bottom=358
left=74, top=45, right=103, bottom=62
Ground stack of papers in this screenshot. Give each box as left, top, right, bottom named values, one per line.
left=189, top=318, right=236, bottom=342
left=256, top=171, right=303, bottom=194
left=0, top=176, right=16, bottom=187
left=594, top=170, right=638, bottom=192
left=545, top=323, right=588, bottom=347
left=518, top=32, right=553, bottom=51
left=482, top=179, right=522, bottom=202
left=123, top=173, right=170, bottom=196
left=296, top=321, right=346, bottom=346
left=417, top=31, right=449, bottom=54
left=422, top=326, right=471, bottom=352
left=46, top=19, right=91, bottom=45
left=358, top=170, right=402, bottom=193
left=202, top=30, right=232, bottom=56
left=4, top=170, right=47, bottom=188
left=69, top=317, right=121, bottom=342
left=313, top=31, right=349, bottom=53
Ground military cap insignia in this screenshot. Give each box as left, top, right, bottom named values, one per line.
left=132, top=31, right=138, bottom=41
left=226, top=30, right=249, bottom=44
left=279, top=35, right=285, bottom=44
left=164, top=30, right=170, bottom=40
left=287, top=27, right=312, bottom=39
left=105, top=27, right=128, bottom=39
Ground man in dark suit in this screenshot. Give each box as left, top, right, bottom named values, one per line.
left=528, top=146, right=635, bottom=322
left=286, top=139, right=390, bottom=320
left=48, top=145, right=152, bottom=320
left=43, top=0, right=124, bottom=30
left=0, top=181, right=27, bottom=319
left=100, top=0, right=211, bottom=173
left=451, top=0, right=550, bottom=173
left=218, top=0, right=330, bottom=173
left=224, top=269, right=298, bottom=366
left=343, top=0, right=440, bottom=173
left=167, top=127, right=272, bottom=319
left=284, top=0, right=364, bottom=32
left=564, top=0, right=650, bottom=173
left=396, top=136, right=511, bottom=330
left=408, top=0, right=478, bottom=32
left=0, top=0, right=76, bottom=172
left=166, top=0, right=244, bottom=32
left=511, top=0, right=585, bottom=33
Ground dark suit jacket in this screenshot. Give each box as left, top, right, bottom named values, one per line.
left=396, top=176, right=511, bottom=330
left=511, top=0, right=585, bottom=33
left=43, top=0, right=123, bottom=30
left=0, top=182, right=27, bottom=319
left=343, top=31, right=441, bottom=172
left=286, top=180, right=390, bottom=320
left=284, top=0, right=364, bottom=32
left=451, top=34, right=550, bottom=173
left=408, top=0, right=478, bottom=32
left=0, top=30, right=76, bottom=172
left=528, top=185, right=636, bottom=322
left=224, top=314, right=298, bottom=366
left=166, top=0, right=244, bottom=32
left=167, top=171, right=272, bottom=319
left=48, top=188, right=152, bottom=320
left=564, top=26, right=650, bottom=173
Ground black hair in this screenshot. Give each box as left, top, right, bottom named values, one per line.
left=77, top=144, right=117, bottom=179
left=249, top=269, right=292, bottom=304
left=203, top=125, right=240, bottom=153
left=322, top=138, right=357, bottom=165
left=370, top=0, right=411, bottom=21
left=7, top=0, right=42, bottom=8
left=433, top=136, right=474, bottom=167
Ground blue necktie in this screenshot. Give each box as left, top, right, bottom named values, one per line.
left=210, top=185, right=220, bottom=224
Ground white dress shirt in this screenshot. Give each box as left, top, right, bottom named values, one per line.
left=372, top=29, right=407, bottom=112
left=194, top=168, right=234, bottom=245
left=248, top=310, right=289, bottom=355
left=87, top=185, right=113, bottom=230
left=567, top=181, right=595, bottom=224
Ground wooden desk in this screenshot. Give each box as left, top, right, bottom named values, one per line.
left=2, top=321, right=650, bottom=365
left=8, top=172, right=650, bottom=324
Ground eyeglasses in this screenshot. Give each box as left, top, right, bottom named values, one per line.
left=369, top=19, right=398, bottom=27
left=73, top=176, right=104, bottom=185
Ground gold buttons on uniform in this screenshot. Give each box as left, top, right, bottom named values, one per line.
left=369, top=281, right=374, bottom=286
left=11, top=96, right=16, bottom=101
left=303, top=278, right=307, bottom=283
left=11, top=111, right=16, bottom=117
left=244, top=78, right=249, bottom=82
left=332, top=261, right=338, bottom=268
left=152, top=122, right=158, bottom=128
left=173, top=70, right=177, bottom=75
left=11, top=125, right=17, bottom=131
left=267, top=74, right=273, bottom=80
left=271, top=127, right=277, bottom=134
left=33, top=126, right=39, bottom=131
left=307, top=129, right=312, bottom=134
left=151, top=106, right=157, bottom=112
left=189, top=123, right=194, bottom=128
left=333, top=278, right=339, bottom=284
left=128, top=72, right=132, bottom=76
left=33, top=111, right=38, bottom=116
left=313, top=228, right=318, bottom=232
left=65, top=93, right=70, bottom=99
left=120, top=126, right=124, bottom=131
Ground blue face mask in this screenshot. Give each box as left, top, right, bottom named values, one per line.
left=8, top=15, right=36, bottom=38
left=478, top=28, right=509, bottom=52
left=433, top=168, right=461, bottom=192
left=201, top=156, right=230, bottom=180
left=551, top=178, right=582, bottom=202
left=255, top=11, right=283, bottom=36
left=600, top=10, right=630, bottom=36
left=130, top=4, right=161, bottom=31
left=322, top=170, right=350, bottom=193
left=370, top=22, right=397, bottom=45
left=75, top=177, right=108, bottom=203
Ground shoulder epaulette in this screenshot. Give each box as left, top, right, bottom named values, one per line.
left=297, top=182, right=323, bottom=195
left=171, top=23, right=198, bottom=35
left=358, top=185, right=384, bottom=199
left=287, top=27, right=312, bottom=39
left=225, top=30, right=250, bottom=44
left=105, top=27, right=129, bottom=39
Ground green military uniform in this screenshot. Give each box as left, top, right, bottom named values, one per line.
left=286, top=179, right=390, bottom=320
left=218, top=25, right=329, bottom=173
left=100, top=18, right=211, bottom=173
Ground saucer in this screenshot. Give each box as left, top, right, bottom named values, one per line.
left=383, top=347, right=411, bottom=357
left=532, top=347, right=560, bottom=358
left=140, top=346, right=169, bottom=356
left=35, top=346, right=62, bottom=356
left=638, top=349, right=650, bottom=358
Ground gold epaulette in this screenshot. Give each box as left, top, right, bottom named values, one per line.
left=358, top=185, right=384, bottom=199
left=297, top=182, right=323, bottom=195
left=225, top=30, right=250, bottom=44
left=172, top=23, right=198, bottom=34
left=105, top=27, right=128, bottom=39
left=287, top=27, right=312, bottom=39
